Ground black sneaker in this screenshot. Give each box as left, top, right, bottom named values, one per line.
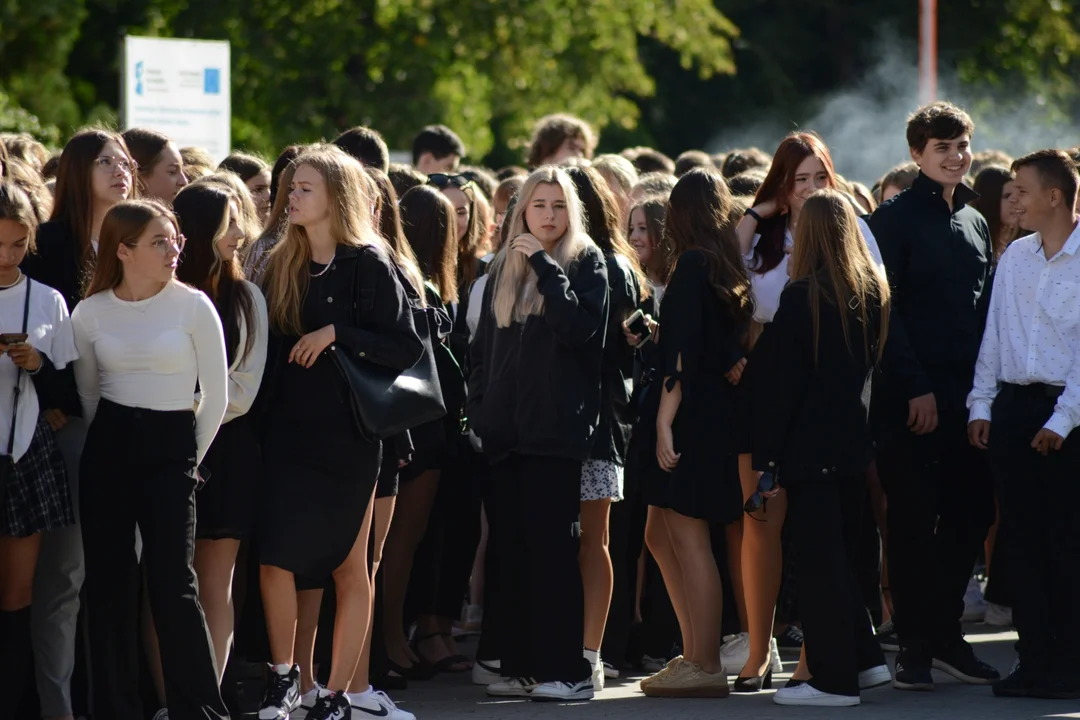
left=260, top=664, right=301, bottom=720
left=774, top=626, right=804, bottom=654
left=875, top=620, right=899, bottom=653
left=1030, top=672, right=1080, bottom=700
left=308, top=689, right=352, bottom=720
left=932, top=640, right=1001, bottom=685
left=993, top=664, right=1037, bottom=698
left=893, top=652, right=934, bottom=691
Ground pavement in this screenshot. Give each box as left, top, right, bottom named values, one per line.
left=383, top=625, right=1080, bottom=719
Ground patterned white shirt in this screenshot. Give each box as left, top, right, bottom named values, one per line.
left=967, top=221, right=1080, bottom=437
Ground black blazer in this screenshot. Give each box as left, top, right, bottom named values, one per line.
left=749, top=277, right=883, bottom=479
left=467, top=243, right=609, bottom=463
left=22, top=220, right=85, bottom=314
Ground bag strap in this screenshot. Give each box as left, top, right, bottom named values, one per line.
left=7, top=278, right=30, bottom=456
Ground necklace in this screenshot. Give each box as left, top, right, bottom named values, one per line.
left=310, top=254, right=336, bottom=278
left=0, top=270, right=22, bottom=290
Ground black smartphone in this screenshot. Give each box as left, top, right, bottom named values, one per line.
left=0, top=333, right=28, bottom=345
left=626, top=309, right=650, bottom=345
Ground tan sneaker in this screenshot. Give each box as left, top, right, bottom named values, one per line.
left=644, top=662, right=730, bottom=698
left=639, top=656, right=686, bottom=691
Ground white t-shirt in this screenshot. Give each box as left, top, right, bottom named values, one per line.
left=219, top=281, right=269, bottom=424
left=0, top=278, right=78, bottom=462
left=746, top=217, right=884, bottom=323
left=72, top=280, right=228, bottom=463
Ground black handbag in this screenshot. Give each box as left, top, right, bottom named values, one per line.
left=0, top=279, right=31, bottom=509
left=329, top=254, right=446, bottom=442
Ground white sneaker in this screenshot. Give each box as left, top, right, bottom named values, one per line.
left=486, top=677, right=539, bottom=697
left=152, top=710, right=169, bottom=720
left=531, top=679, right=595, bottom=702
left=962, top=576, right=988, bottom=622
left=858, top=664, right=892, bottom=689
left=984, top=602, right=1013, bottom=627
left=773, top=683, right=860, bottom=707
left=641, top=655, right=666, bottom=673
left=591, top=657, right=605, bottom=692
left=472, top=659, right=502, bottom=686
left=769, top=637, right=783, bottom=674
left=350, top=690, right=416, bottom=720
left=603, top=661, right=620, bottom=679
left=259, top=664, right=301, bottom=720
left=291, top=684, right=322, bottom=720
left=719, top=632, right=750, bottom=671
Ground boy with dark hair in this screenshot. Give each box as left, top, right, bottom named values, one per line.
left=332, top=126, right=390, bottom=173
left=412, top=124, right=466, bottom=174
left=968, top=149, right=1080, bottom=700
left=868, top=101, right=1000, bottom=692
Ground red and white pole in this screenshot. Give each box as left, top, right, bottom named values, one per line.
left=919, top=0, right=938, bottom=104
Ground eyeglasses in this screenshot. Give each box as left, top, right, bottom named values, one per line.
left=94, top=156, right=138, bottom=175
left=136, top=234, right=186, bottom=253
left=743, top=470, right=779, bottom=518
left=428, top=173, right=474, bottom=190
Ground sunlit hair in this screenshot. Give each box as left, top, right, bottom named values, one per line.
left=628, top=195, right=667, bottom=281
left=593, top=154, right=638, bottom=199
left=180, top=147, right=215, bottom=180
left=85, top=200, right=177, bottom=297
left=566, top=165, right=649, bottom=300
left=194, top=171, right=262, bottom=245
left=489, top=166, right=593, bottom=327
left=661, top=169, right=754, bottom=331
left=526, top=114, right=596, bottom=168
left=173, top=183, right=258, bottom=365
left=122, top=128, right=174, bottom=194
left=445, top=182, right=482, bottom=291
left=218, top=152, right=269, bottom=183
left=262, top=147, right=382, bottom=335
left=0, top=180, right=40, bottom=253
left=790, top=189, right=891, bottom=366
left=3, top=159, right=52, bottom=224
left=1, top=133, right=49, bottom=175
left=750, top=132, right=839, bottom=275
left=366, top=167, right=426, bottom=306
left=399, top=185, right=459, bottom=304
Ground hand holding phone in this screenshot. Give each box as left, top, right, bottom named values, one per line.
left=623, top=309, right=651, bottom=347
left=0, top=333, right=28, bottom=346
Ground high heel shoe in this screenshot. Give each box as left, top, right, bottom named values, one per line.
left=733, top=668, right=772, bottom=693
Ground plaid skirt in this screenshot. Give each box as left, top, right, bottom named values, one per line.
left=0, top=414, right=73, bottom=538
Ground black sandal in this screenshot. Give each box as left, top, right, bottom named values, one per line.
left=412, top=632, right=473, bottom=673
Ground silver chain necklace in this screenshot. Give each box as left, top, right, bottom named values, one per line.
left=310, top=254, right=336, bottom=278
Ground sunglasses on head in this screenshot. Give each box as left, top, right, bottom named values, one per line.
left=743, top=469, right=779, bottom=519
left=428, top=173, right=474, bottom=190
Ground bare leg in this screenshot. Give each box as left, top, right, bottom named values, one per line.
left=0, top=533, right=41, bottom=610
left=295, top=589, right=323, bottom=693
left=469, top=506, right=488, bottom=611
left=663, top=510, right=723, bottom=674
left=738, top=454, right=786, bottom=677
left=193, top=538, right=241, bottom=683
left=381, top=470, right=440, bottom=669
left=579, top=498, right=614, bottom=653
left=644, top=506, right=693, bottom=660
left=725, top=519, right=748, bottom=630
left=260, top=564, right=298, bottom=666
left=326, top=489, right=377, bottom=690
left=634, top=547, right=646, bottom=625
left=791, top=643, right=810, bottom=681
left=349, top=496, right=396, bottom=692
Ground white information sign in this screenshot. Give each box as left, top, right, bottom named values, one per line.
left=121, top=36, right=231, bottom=161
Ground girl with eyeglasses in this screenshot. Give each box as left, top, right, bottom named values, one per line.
left=20, top=127, right=136, bottom=720
left=72, top=199, right=230, bottom=719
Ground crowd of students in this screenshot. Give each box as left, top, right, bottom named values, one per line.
left=0, top=101, right=1078, bottom=720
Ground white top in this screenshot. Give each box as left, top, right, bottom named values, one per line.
left=967, top=223, right=1080, bottom=438
left=72, top=280, right=229, bottom=463
left=746, top=217, right=884, bottom=323
left=466, top=273, right=489, bottom=340
left=197, top=281, right=269, bottom=424
left=0, top=278, right=78, bottom=462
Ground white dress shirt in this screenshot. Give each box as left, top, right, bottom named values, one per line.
left=746, top=217, right=884, bottom=323
left=968, top=222, right=1080, bottom=438
left=72, top=280, right=228, bottom=462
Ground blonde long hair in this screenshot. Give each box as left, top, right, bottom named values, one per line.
left=489, top=166, right=592, bottom=328
left=262, top=146, right=382, bottom=335
left=790, top=189, right=891, bottom=365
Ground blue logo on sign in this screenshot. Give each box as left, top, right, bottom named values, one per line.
left=204, top=68, right=220, bottom=94
left=135, top=61, right=144, bottom=95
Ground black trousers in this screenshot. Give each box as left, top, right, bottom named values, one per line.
left=492, top=453, right=590, bottom=683
left=987, top=384, right=1080, bottom=674
left=787, top=472, right=885, bottom=697
left=876, top=408, right=995, bottom=660
left=80, top=400, right=228, bottom=720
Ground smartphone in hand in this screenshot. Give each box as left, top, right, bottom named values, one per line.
left=625, top=309, right=651, bottom=346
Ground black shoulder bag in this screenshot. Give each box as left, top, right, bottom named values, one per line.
left=0, top=279, right=32, bottom=508
left=330, top=255, right=446, bottom=442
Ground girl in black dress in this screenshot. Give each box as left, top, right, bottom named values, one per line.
left=173, top=182, right=268, bottom=683
left=751, top=190, right=890, bottom=707
left=256, top=147, right=422, bottom=720
left=469, top=166, right=608, bottom=702
left=639, top=168, right=753, bottom=699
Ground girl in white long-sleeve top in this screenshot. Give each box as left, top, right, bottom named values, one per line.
left=71, top=199, right=230, bottom=720
left=174, top=182, right=269, bottom=685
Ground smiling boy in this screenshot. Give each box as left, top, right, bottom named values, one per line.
left=868, top=102, right=999, bottom=692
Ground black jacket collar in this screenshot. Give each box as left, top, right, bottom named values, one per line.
left=912, top=171, right=979, bottom=211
